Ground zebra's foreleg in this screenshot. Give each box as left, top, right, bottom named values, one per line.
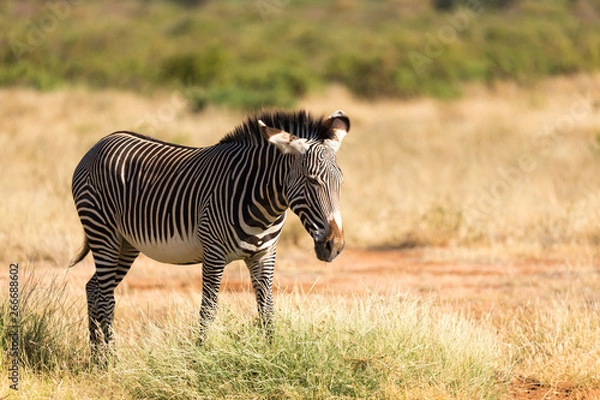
left=197, top=258, right=225, bottom=345
left=246, top=250, right=276, bottom=340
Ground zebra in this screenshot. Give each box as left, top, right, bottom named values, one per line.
left=70, top=109, right=349, bottom=356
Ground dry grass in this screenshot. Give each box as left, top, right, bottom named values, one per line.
left=314, top=77, right=600, bottom=254
left=500, top=294, right=600, bottom=387
left=2, top=266, right=599, bottom=398
left=1, top=269, right=505, bottom=399
left=3, top=75, right=600, bottom=265
left=2, top=78, right=600, bottom=396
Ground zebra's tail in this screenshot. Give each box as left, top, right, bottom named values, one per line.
left=69, top=238, right=90, bottom=268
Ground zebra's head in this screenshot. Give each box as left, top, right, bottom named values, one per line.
left=259, top=110, right=349, bottom=262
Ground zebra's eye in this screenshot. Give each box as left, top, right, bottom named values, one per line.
left=306, top=176, right=320, bottom=185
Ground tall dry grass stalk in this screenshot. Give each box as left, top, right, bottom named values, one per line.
left=2, top=75, right=600, bottom=266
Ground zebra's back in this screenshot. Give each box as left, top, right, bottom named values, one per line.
left=72, top=131, right=218, bottom=264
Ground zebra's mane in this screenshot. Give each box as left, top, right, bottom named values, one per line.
left=220, top=110, right=329, bottom=146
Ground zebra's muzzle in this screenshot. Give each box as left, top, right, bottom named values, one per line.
left=314, top=219, right=345, bottom=262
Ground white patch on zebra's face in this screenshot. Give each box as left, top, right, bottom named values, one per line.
left=331, top=209, right=343, bottom=231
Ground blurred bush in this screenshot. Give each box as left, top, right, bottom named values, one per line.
left=160, top=47, right=226, bottom=86
left=1, top=0, right=600, bottom=109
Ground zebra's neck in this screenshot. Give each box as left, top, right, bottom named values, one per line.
left=222, top=143, right=292, bottom=232
left=216, top=143, right=293, bottom=254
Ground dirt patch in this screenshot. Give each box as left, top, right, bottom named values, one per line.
left=509, top=376, right=600, bottom=400
left=214, top=248, right=600, bottom=316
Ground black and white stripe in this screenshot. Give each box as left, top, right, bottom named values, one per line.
left=70, top=110, right=350, bottom=355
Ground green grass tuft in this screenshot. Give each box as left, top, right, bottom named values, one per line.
left=1, top=268, right=88, bottom=374
left=108, top=295, right=504, bottom=399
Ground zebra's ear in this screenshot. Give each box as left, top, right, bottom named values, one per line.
left=258, top=120, right=309, bottom=155
left=321, top=110, right=350, bottom=152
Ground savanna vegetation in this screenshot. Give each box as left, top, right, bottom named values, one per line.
left=2, top=0, right=600, bottom=398
left=1, top=75, right=599, bottom=399
left=1, top=268, right=599, bottom=399
left=0, top=272, right=505, bottom=399
left=2, top=0, right=600, bottom=109
left=2, top=78, right=600, bottom=265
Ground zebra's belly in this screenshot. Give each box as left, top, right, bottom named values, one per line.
left=127, top=234, right=204, bottom=265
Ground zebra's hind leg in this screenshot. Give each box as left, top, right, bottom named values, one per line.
left=85, top=273, right=102, bottom=358
left=86, top=261, right=118, bottom=365
left=114, top=241, right=139, bottom=288
left=87, top=240, right=139, bottom=363
left=197, top=252, right=226, bottom=345
left=246, top=249, right=276, bottom=340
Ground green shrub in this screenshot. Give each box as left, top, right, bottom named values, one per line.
left=2, top=0, right=600, bottom=105
left=160, top=47, right=226, bottom=86
left=327, top=52, right=399, bottom=98
left=207, top=85, right=287, bottom=110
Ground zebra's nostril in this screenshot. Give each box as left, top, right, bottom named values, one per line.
left=314, top=237, right=345, bottom=262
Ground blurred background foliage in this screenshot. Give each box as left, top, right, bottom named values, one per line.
left=1, top=0, right=600, bottom=110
